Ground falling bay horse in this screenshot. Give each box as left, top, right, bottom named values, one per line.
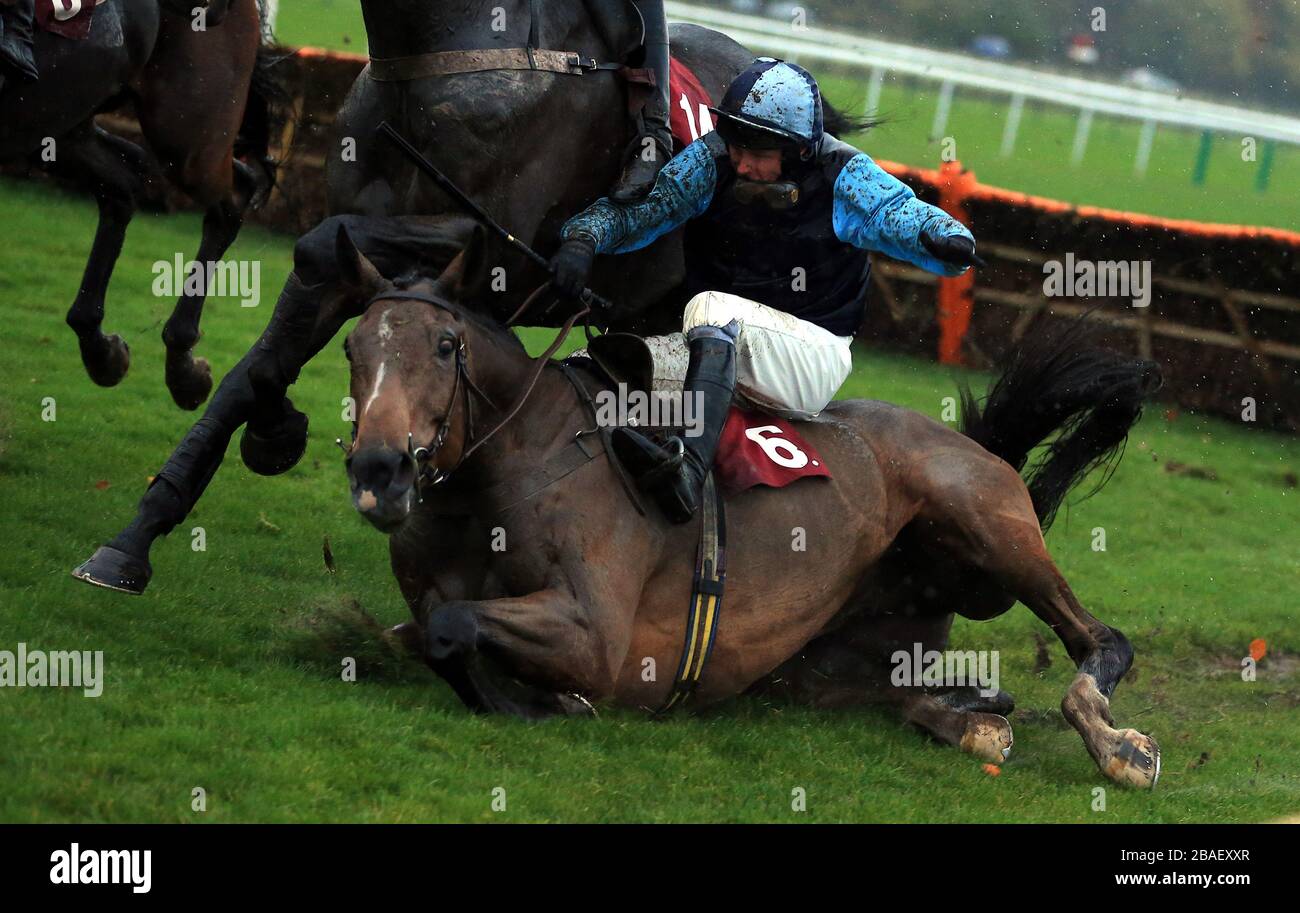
left=338, top=228, right=1163, bottom=789
left=74, top=1, right=814, bottom=592
left=0, top=0, right=281, bottom=408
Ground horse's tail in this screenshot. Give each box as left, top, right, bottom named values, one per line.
left=958, top=315, right=1162, bottom=531
left=234, top=2, right=294, bottom=203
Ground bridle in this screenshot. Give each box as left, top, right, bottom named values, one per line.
left=343, top=284, right=590, bottom=498
left=402, top=321, right=478, bottom=491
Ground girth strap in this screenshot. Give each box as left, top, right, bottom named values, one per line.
left=367, top=48, right=623, bottom=82
left=657, top=473, right=727, bottom=714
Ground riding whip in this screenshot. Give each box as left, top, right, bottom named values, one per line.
left=376, top=121, right=615, bottom=313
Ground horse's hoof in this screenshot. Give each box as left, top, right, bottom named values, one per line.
left=240, top=407, right=309, bottom=477
left=556, top=693, right=598, bottom=717
left=81, top=334, right=131, bottom=387
left=426, top=605, right=479, bottom=663
left=166, top=353, right=213, bottom=410
left=936, top=686, right=1016, bottom=717
left=1103, top=729, right=1161, bottom=789
left=71, top=546, right=151, bottom=596
left=959, top=712, right=1014, bottom=763
left=384, top=621, right=425, bottom=657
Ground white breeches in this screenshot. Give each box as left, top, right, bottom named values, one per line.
left=677, top=291, right=854, bottom=419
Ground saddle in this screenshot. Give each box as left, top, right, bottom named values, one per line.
left=571, top=332, right=832, bottom=497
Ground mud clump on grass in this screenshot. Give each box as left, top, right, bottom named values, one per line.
left=1163, top=460, right=1218, bottom=481
left=279, top=595, right=427, bottom=683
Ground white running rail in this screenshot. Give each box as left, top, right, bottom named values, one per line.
left=667, top=2, right=1300, bottom=148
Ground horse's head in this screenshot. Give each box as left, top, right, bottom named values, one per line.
left=339, top=225, right=501, bottom=532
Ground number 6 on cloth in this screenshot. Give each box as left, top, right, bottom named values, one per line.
left=713, top=408, right=832, bottom=494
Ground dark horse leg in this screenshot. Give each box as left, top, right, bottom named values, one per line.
left=50, top=124, right=148, bottom=388
left=424, top=604, right=594, bottom=719
left=71, top=271, right=336, bottom=594
left=158, top=199, right=243, bottom=410
left=912, top=456, right=1160, bottom=788
left=758, top=611, right=1017, bottom=764
left=135, top=0, right=263, bottom=409
left=423, top=598, right=602, bottom=720
left=72, top=215, right=477, bottom=594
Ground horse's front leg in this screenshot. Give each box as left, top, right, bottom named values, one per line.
left=71, top=270, right=350, bottom=595
left=424, top=588, right=629, bottom=719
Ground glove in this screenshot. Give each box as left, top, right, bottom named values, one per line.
left=921, top=232, right=986, bottom=268
left=550, top=238, right=596, bottom=301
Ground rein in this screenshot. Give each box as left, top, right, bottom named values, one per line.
left=367, top=0, right=624, bottom=83
left=356, top=286, right=590, bottom=494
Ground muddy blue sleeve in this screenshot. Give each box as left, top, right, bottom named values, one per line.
left=832, top=153, right=974, bottom=277
left=560, top=138, right=718, bottom=254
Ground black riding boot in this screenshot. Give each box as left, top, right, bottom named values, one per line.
left=612, top=329, right=736, bottom=524
left=0, top=0, right=39, bottom=84
left=610, top=0, right=672, bottom=203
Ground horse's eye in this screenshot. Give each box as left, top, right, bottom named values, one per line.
left=438, top=337, right=456, bottom=357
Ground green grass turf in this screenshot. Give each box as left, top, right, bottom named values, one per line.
left=0, top=175, right=1296, bottom=822
left=269, top=0, right=1300, bottom=231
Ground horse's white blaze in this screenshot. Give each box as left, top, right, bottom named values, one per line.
left=378, top=309, right=394, bottom=344
left=364, top=362, right=387, bottom=415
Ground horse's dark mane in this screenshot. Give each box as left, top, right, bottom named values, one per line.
left=823, top=99, right=883, bottom=138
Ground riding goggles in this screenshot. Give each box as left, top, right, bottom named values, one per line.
left=731, top=178, right=801, bottom=210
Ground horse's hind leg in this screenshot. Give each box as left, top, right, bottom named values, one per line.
left=898, top=691, right=1015, bottom=764
left=142, top=124, right=247, bottom=410
left=50, top=125, right=145, bottom=387
left=136, top=0, right=260, bottom=409
left=159, top=195, right=243, bottom=409
left=761, top=612, right=1015, bottom=765
left=920, top=460, right=1159, bottom=788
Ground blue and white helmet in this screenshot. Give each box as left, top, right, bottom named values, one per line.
left=709, top=58, right=824, bottom=159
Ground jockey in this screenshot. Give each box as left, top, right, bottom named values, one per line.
left=0, top=0, right=38, bottom=86
left=604, top=0, right=672, bottom=202
left=550, top=58, right=981, bottom=524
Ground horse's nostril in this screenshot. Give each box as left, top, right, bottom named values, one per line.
left=349, top=446, right=408, bottom=496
